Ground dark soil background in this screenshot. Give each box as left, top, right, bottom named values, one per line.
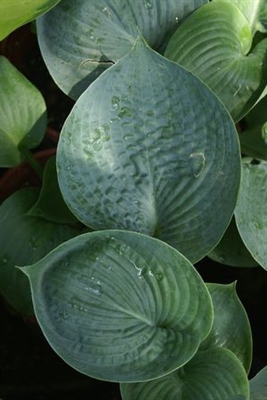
left=1, top=23, right=266, bottom=400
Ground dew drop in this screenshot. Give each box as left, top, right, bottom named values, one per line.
left=93, top=140, right=102, bottom=151
left=57, top=310, right=70, bottom=321
left=102, top=6, right=112, bottom=18
left=84, top=146, right=93, bottom=158
left=144, top=0, right=153, bottom=9
left=111, top=96, right=120, bottom=111
left=190, top=152, right=206, bottom=177
left=118, top=107, right=133, bottom=118
left=254, top=221, right=264, bottom=230
left=154, top=272, right=164, bottom=282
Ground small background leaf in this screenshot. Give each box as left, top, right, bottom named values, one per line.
left=0, top=188, right=79, bottom=316
left=23, top=230, right=213, bottom=382
left=28, top=156, right=79, bottom=225
left=239, top=95, right=267, bottom=161
left=120, top=347, right=249, bottom=400
left=201, top=283, right=252, bottom=373
left=0, top=0, right=61, bottom=40
left=0, top=56, right=47, bottom=167
left=235, top=160, right=267, bottom=270
left=164, top=1, right=267, bottom=122
left=208, top=217, right=258, bottom=267
left=37, top=0, right=207, bottom=98
left=250, top=366, right=267, bottom=400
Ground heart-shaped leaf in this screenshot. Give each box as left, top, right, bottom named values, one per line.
left=0, top=56, right=47, bottom=167
left=0, top=0, right=60, bottom=40
left=120, top=347, right=249, bottom=400
left=164, top=1, right=267, bottom=122
left=0, top=188, right=79, bottom=316
left=57, top=37, right=240, bottom=263
left=21, top=230, right=213, bottom=382
left=208, top=217, right=258, bottom=267
left=37, top=0, right=207, bottom=98
left=235, top=160, right=267, bottom=270
left=201, top=283, right=252, bottom=373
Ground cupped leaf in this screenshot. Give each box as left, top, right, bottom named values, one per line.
left=0, top=188, right=79, bottom=316
left=57, top=37, right=241, bottom=263
left=28, top=156, right=79, bottom=225
left=0, top=0, right=60, bottom=40
left=37, top=0, right=207, bottom=98
left=0, top=56, right=47, bottom=167
left=22, top=230, right=213, bottom=382
left=235, top=160, right=267, bottom=270
left=120, top=347, right=249, bottom=400
left=164, top=1, right=267, bottom=122
left=208, top=217, right=258, bottom=267
left=250, top=366, right=267, bottom=400
left=201, top=283, right=252, bottom=373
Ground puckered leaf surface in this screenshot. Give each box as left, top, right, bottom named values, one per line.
left=57, top=37, right=241, bottom=263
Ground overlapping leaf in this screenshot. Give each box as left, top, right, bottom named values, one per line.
left=28, top=157, right=79, bottom=225
left=239, top=96, right=267, bottom=161
left=120, top=347, right=249, bottom=400
left=164, top=1, right=267, bottom=122
left=250, top=366, right=267, bottom=400
left=0, top=188, right=79, bottom=316
left=201, top=283, right=252, bottom=372
left=57, top=37, right=240, bottom=263
left=37, top=0, right=207, bottom=98
left=120, top=283, right=251, bottom=399
left=208, top=217, right=258, bottom=267
left=22, top=230, right=213, bottom=382
left=0, top=56, right=47, bottom=167
left=235, top=160, right=267, bottom=270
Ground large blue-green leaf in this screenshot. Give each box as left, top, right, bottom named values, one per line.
left=0, top=188, right=79, bottom=316
left=0, top=56, right=47, bottom=167
left=235, top=160, right=267, bottom=270
left=201, top=283, right=252, bottom=373
left=57, top=37, right=241, bottom=263
left=164, top=1, right=267, bottom=122
left=21, top=230, right=213, bottom=382
left=37, top=0, right=207, bottom=98
left=120, top=347, right=249, bottom=400
left=0, top=0, right=60, bottom=40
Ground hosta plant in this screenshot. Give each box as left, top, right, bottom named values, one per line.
left=0, top=0, right=267, bottom=399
